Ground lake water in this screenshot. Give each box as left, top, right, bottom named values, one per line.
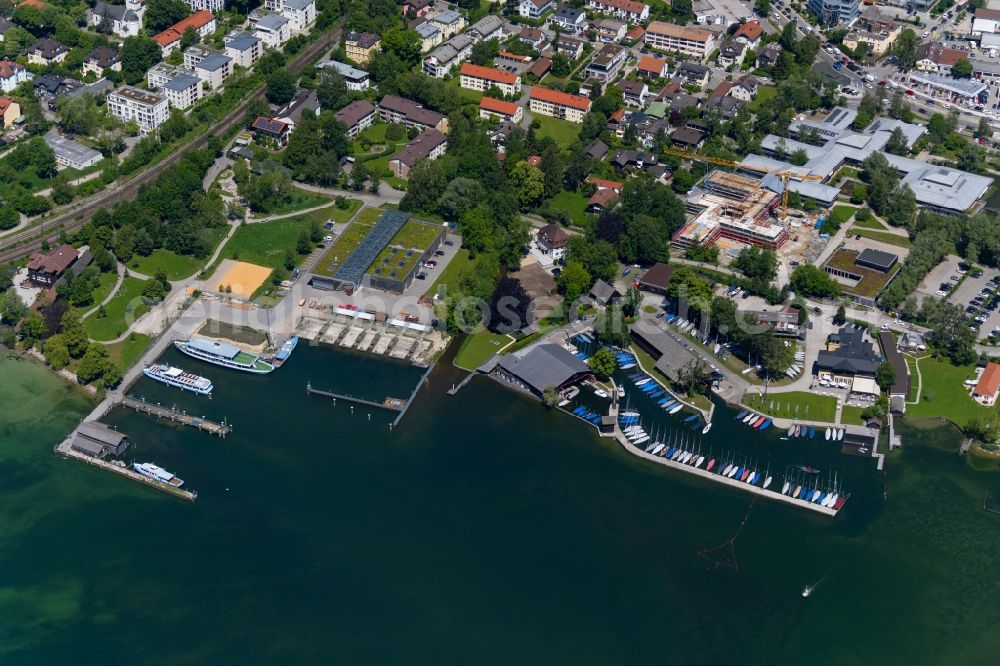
left=2, top=346, right=1000, bottom=665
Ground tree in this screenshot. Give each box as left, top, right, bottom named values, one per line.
left=0, top=206, right=17, bottom=231
left=350, top=157, right=368, bottom=191
left=893, top=29, right=919, bottom=71
left=588, top=346, right=618, bottom=380
left=21, top=310, right=46, bottom=339
left=876, top=361, right=896, bottom=391
left=754, top=0, right=770, bottom=15
left=557, top=260, right=591, bottom=304
left=790, top=264, right=840, bottom=298
left=733, top=246, right=778, bottom=283
left=833, top=303, right=846, bottom=326
left=43, top=334, right=70, bottom=370
left=789, top=148, right=809, bottom=166
left=542, top=386, right=560, bottom=408
left=121, top=36, right=162, bottom=84
left=509, top=161, right=545, bottom=210
left=487, top=276, right=531, bottom=333
left=316, top=70, right=350, bottom=111
left=56, top=94, right=102, bottom=136
left=957, top=143, right=985, bottom=174
left=1, top=287, right=25, bottom=324
left=676, top=360, right=714, bottom=396
left=61, top=312, right=90, bottom=358
left=296, top=229, right=311, bottom=254
left=886, top=185, right=917, bottom=228
left=621, top=286, right=642, bottom=318
left=381, top=27, right=422, bottom=66
left=265, top=69, right=297, bottom=105
left=551, top=53, right=571, bottom=77
left=885, top=127, right=909, bottom=155
left=143, top=0, right=190, bottom=32
left=538, top=144, right=564, bottom=199
left=470, top=38, right=499, bottom=66
left=952, top=58, right=973, bottom=79
left=977, top=116, right=991, bottom=140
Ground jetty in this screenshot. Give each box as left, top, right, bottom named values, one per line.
left=119, top=396, right=231, bottom=437
left=306, top=382, right=405, bottom=412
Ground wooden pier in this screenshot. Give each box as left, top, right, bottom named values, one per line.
left=119, top=396, right=232, bottom=437
left=55, top=438, right=197, bottom=501
left=306, top=382, right=405, bottom=412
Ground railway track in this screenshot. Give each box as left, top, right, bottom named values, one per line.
left=0, top=26, right=341, bottom=265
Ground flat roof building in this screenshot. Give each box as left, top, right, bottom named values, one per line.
left=495, top=342, right=592, bottom=397
left=107, top=85, right=169, bottom=134
left=45, top=131, right=102, bottom=169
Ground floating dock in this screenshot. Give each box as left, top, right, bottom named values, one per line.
left=119, top=396, right=231, bottom=437
left=306, top=382, right=405, bottom=412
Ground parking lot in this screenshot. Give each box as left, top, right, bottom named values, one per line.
left=946, top=266, right=1000, bottom=341
left=915, top=255, right=963, bottom=305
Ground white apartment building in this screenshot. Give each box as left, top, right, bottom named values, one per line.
left=252, top=12, right=292, bottom=48
left=528, top=87, right=591, bottom=122
left=107, top=85, right=169, bottom=134
left=224, top=30, right=262, bottom=67
left=644, top=21, right=716, bottom=60
left=146, top=64, right=201, bottom=109
left=459, top=63, right=522, bottom=97
left=184, top=0, right=225, bottom=11
left=184, top=47, right=233, bottom=90
left=266, top=0, right=316, bottom=32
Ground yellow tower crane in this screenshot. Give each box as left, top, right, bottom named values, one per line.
left=661, top=149, right=825, bottom=219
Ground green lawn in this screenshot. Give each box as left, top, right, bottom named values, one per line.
left=840, top=404, right=868, bottom=426
left=128, top=226, right=230, bottom=280
left=454, top=330, right=512, bottom=371
left=73, top=270, right=119, bottom=316
left=850, top=227, right=913, bottom=249
left=746, top=86, right=777, bottom=115
left=104, top=333, right=151, bottom=370
left=312, top=207, right=382, bottom=277
left=217, top=219, right=315, bottom=270
left=905, top=356, right=993, bottom=427
left=532, top=115, right=581, bottom=149
left=260, top=187, right=334, bottom=215
left=429, top=247, right=472, bottom=299
left=742, top=390, right=838, bottom=423
left=828, top=205, right=855, bottom=227
left=85, top=276, right=149, bottom=342
left=447, top=76, right=486, bottom=105
left=548, top=190, right=593, bottom=227
left=852, top=216, right=886, bottom=230
left=275, top=198, right=363, bottom=227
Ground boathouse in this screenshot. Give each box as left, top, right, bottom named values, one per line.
left=877, top=330, right=911, bottom=408
left=71, top=422, right=128, bottom=459
left=494, top=342, right=591, bottom=398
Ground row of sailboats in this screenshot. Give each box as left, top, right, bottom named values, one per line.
left=779, top=469, right=847, bottom=509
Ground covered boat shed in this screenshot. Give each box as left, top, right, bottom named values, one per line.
left=494, top=342, right=592, bottom=398
left=71, top=421, right=128, bottom=459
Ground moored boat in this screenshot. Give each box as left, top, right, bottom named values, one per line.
left=142, top=364, right=213, bottom=395
left=706, top=458, right=716, bottom=472
left=175, top=338, right=274, bottom=374
left=668, top=404, right=683, bottom=414
left=133, top=462, right=183, bottom=487
left=273, top=336, right=299, bottom=367
left=825, top=428, right=831, bottom=441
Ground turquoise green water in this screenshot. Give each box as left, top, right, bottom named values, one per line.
left=2, top=347, right=1000, bottom=664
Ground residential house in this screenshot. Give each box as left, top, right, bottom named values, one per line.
left=916, top=41, right=965, bottom=74
left=422, top=34, right=474, bottom=77
left=585, top=139, right=608, bottom=159
left=554, top=34, right=584, bottom=59
left=403, top=0, right=431, bottom=17
left=252, top=12, right=292, bottom=48
left=529, top=87, right=591, bottom=122
left=345, top=31, right=380, bottom=65
left=27, top=244, right=82, bottom=287
left=0, top=60, right=30, bottom=93
left=610, top=148, right=657, bottom=169
left=147, top=63, right=201, bottom=109
left=318, top=60, right=370, bottom=90
left=592, top=18, right=626, bottom=42
left=717, top=40, right=746, bottom=68
left=83, top=47, right=121, bottom=76
left=430, top=9, right=466, bottom=39
left=378, top=94, right=449, bottom=132
left=587, top=278, right=621, bottom=306
left=460, top=63, right=522, bottom=96
left=756, top=42, right=783, bottom=67
left=0, top=96, right=18, bottom=127
left=637, top=262, right=674, bottom=295
left=671, top=126, right=705, bottom=149
left=90, top=1, right=141, bottom=37
left=0, top=18, right=14, bottom=41
left=585, top=0, right=649, bottom=23
left=184, top=47, right=233, bottom=90
left=973, top=362, right=1000, bottom=405
left=729, top=75, right=759, bottom=101
left=677, top=62, right=710, bottom=89
left=550, top=5, right=586, bottom=33
left=733, top=20, right=763, bottom=49
left=625, top=25, right=644, bottom=42
left=637, top=54, right=668, bottom=78
left=107, top=85, right=169, bottom=134
left=389, top=128, right=448, bottom=179
left=815, top=326, right=881, bottom=393
left=153, top=10, right=216, bottom=54
left=704, top=93, right=744, bottom=118
left=480, top=96, right=523, bottom=123
left=34, top=74, right=82, bottom=108
left=527, top=56, right=551, bottom=79
left=742, top=307, right=803, bottom=339
left=277, top=0, right=316, bottom=32
left=468, top=15, right=504, bottom=42
left=619, top=79, right=649, bottom=107
left=584, top=43, right=627, bottom=82
left=536, top=223, right=569, bottom=261
left=251, top=116, right=290, bottom=145
left=645, top=21, right=715, bottom=60
left=224, top=30, right=262, bottom=67
left=519, top=26, right=547, bottom=49
left=415, top=21, right=442, bottom=51
left=335, top=99, right=377, bottom=138
left=28, top=38, right=68, bottom=66
left=519, top=0, right=554, bottom=19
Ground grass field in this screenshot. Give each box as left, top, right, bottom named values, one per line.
left=276, top=198, right=362, bottom=227
left=852, top=216, right=886, bottom=230
left=746, top=86, right=777, bottom=114
left=742, top=390, right=838, bottom=423
left=828, top=205, right=855, bottom=227
left=128, top=226, right=230, bottom=280
left=533, top=115, right=581, bottom=149
left=74, top=271, right=119, bottom=316
left=447, top=76, right=485, bottom=105
left=85, top=277, right=149, bottom=341
left=905, top=355, right=992, bottom=427
left=261, top=187, right=333, bottom=215
left=104, top=333, right=151, bottom=370
left=850, top=227, right=913, bottom=249
left=840, top=404, right=868, bottom=426
left=454, top=330, right=512, bottom=370
left=429, top=248, right=472, bottom=298
left=548, top=190, right=593, bottom=227
left=218, top=219, right=315, bottom=270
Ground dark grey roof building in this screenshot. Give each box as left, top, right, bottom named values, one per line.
left=495, top=342, right=591, bottom=397
left=71, top=422, right=128, bottom=459
left=816, top=326, right=881, bottom=376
